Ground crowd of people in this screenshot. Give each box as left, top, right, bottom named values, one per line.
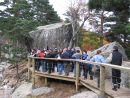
left=30, top=46, right=122, bottom=91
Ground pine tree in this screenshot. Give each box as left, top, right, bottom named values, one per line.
left=88, top=0, right=130, bottom=45
left=31, top=0, right=61, bottom=25
left=0, top=0, right=61, bottom=50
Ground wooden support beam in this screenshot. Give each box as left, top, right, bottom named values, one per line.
left=35, top=72, right=75, bottom=82
left=99, top=65, right=106, bottom=98
left=28, top=57, right=31, bottom=81
left=76, top=62, right=79, bottom=92
left=93, top=64, right=96, bottom=76
left=44, top=77, right=48, bottom=86
left=32, top=58, right=35, bottom=88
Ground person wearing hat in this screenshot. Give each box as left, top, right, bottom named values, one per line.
left=106, top=46, right=122, bottom=91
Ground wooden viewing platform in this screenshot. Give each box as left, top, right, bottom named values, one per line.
left=28, top=57, right=130, bottom=98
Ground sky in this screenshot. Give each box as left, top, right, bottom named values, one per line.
left=49, top=0, right=70, bottom=20
left=0, top=0, right=4, bottom=2
left=49, top=0, right=92, bottom=30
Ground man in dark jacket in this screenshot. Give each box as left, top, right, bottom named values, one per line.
left=46, top=49, right=54, bottom=74
left=106, top=46, right=122, bottom=91
left=72, top=50, right=82, bottom=77
left=61, top=48, right=70, bottom=76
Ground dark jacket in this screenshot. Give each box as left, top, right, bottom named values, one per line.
left=61, top=52, right=70, bottom=59
left=46, top=52, right=54, bottom=64
left=111, top=50, right=122, bottom=66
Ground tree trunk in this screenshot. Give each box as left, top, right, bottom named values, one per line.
left=16, top=63, right=19, bottom=80
left=124, top=34, right=127, bottom=45
left=0, top=45, right=1, bottom=62
left=68, top=17, right=88, bottom=48
left=69, top=37, right=75, bottom=48
left=99, top=11, right=104, bottom=46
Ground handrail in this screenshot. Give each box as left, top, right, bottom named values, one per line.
left=28, top=56, right=130, bottom=98
left=28, top=56, right=130, bottom=71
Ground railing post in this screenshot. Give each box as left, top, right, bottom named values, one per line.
left=32, top=58, right=35, bottom=88
left=93, top=64, right=96, bottom=76
left=28, top=57, right=31, bottom=81
left=44, top=77, right=48, bottom=86
left=99, top=65, right=106, bottom=98
left=75, top=61, right=79, bottom=92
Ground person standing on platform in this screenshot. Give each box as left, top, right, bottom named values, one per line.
left=90, top=50, right=105, bottom=88
left=61, top=48, right=70, bottom=76
left=56, top=49, right=63, bottom=75
left=106, top=46, right=122, bottom=91
left=72, top=50, right=82, bottom=77
left=46, top=49, right=54, bottom=74
left=82, top=51, right=93, bottom=80
left=39, top=50, right=46, bottom=72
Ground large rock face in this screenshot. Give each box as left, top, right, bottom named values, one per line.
left=11, top=83, right=54, bottom=98
left=92, top=41, right=128, bottom=60
left=29, top=22, right=72, bottom=49
left=69, top=91, right=98, bottom=98
left=91, top=42, right=130, bottom=88
left=121, top=61, right=130, bottom=88
left=12, top=83, right=32, bottom=98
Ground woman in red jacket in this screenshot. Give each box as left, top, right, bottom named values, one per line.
left=39, top=50, right=47, bottom=72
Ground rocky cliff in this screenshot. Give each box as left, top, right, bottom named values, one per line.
left=92, top=42, right=130, bottom=88
left=29, top=22, right=72, bottom=49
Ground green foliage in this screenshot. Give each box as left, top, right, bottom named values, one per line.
left=125, top=48, right=130, bottom=59
left=88, top=0, right=130, bottom=44
left=31, top=0, right=61, bottom=25
left=86, top=32, right=100, bottom=48
left=0, top=0, right=61, bottom=51
left=1, top=44, right=13, bottom=53
left=88, top=0, right=114, bottom=11
left=1, top=44, right=27, bottom=64
left=125, top=23, right=130, bottom=35
left=81, top=31, right=100, bottom=50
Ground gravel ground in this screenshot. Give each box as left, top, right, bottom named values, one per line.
left=35, top=78, right=89, bottom=98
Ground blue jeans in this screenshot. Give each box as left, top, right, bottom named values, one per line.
left=83, top=64, right=93, bottom=78
left=35, top=61, right=39, bottom=71
left=57, top=63, right=63, bottom=75
left=41, top=60, right=47, bottom=72
left=64, top=62, right=69, bottom=76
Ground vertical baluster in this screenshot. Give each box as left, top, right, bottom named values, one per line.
left=99, top=65, right=106, bottom=98
left=28, top=57, right=31, bottom=81
left=32, top=58, right=35, bottom=88
left=76, top=61, right=79, bottom=92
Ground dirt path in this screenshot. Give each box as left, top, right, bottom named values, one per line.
left=36, top=79, right=88, bottom=98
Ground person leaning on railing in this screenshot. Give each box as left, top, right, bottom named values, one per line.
left=39, top=50, right=46, bottom=72
left=34, top=49, right=41, bottom=71
left=106, top=46, right=122, bottom=91
left=82, top=51, right=93, bottom=80
left=61, top=48, right=70, bottom=76
left=46, top=49, right=54, bottom=74
left=90, top=50, right=106, bottom=88
left=56, top=49, right=63, bottom=75
left=72, top=50, right=82, bottom=77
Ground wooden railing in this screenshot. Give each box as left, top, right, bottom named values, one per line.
left=27, top=56, right=130, bottom=98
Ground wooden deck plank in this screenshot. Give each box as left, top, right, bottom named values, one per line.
left=34, top=70, right=130, bottom=98
left=29, top=65, right=130, bottom=98
left=80, top=77, right=130, bottom=98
